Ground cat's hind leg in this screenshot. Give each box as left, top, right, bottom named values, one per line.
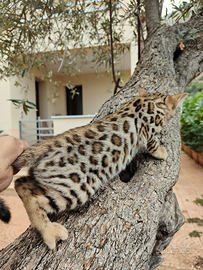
left=15, top=176, right=68, bottom=249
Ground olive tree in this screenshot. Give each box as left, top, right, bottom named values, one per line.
left=0, top=0, right=203, bottom=269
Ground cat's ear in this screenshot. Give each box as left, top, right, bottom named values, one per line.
left=166, top=93, right=188, bottom=109
left=166, top=92, right=188, bottom=117
left=138, top=86, right=148, bottom=97
left=174, top=93, right=188, bottom=107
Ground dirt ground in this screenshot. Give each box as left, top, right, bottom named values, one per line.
left=157, top=151, right=203, bottom=270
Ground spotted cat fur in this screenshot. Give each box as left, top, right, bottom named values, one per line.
left=0, top=87, right=187, bottom=249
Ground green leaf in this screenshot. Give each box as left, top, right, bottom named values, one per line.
left=122, top=43, right=130, bottom=51
left=22, top=69, right=26, bottom=78
left=187, top=218, right=203, bottom=226
left=177, top=28, right=182, bottom=38
left=184, top=36, right=195, bottom=40
left=7, top=99, right=21, bottom=106
left=23, top=102, right=29, bottom=115
left=194, top=198, right=203, bottom=206
left=25, top=104, right=36, bottom=109
left=189, top=28, right=198, bottom=34
left=114, top=37, right=120, bottom=42
left=26, top=101, right=37, bottom=108
left=183, top=29, right=190, bottom=38
left=189, top=230, right=202, bottom=238
left=8, top=99, right=21, bottom=103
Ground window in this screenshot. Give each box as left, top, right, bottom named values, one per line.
left=66, top=86, right=83, bottom=115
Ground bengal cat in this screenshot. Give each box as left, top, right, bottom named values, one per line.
left=0, top=87, right=187, bottom=249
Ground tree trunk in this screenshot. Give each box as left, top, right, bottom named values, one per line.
left=0, top=13, right=203, bottom=270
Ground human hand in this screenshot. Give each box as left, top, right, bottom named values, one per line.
left=0, top=136, right=29, bottom=192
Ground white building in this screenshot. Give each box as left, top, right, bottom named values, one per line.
left=0, top=4, right=138, bottom=143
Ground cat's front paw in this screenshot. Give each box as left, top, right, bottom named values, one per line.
left=152, top=147, right=168, bottom=160
left=42, top=222, right=68, bottom=249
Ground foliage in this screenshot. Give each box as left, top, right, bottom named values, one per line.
left=193, top=196, right=203, bottom=206
left=8, top=84, right=37, bottom=114
left=177, top=27, right=203, bottom=44
left=169, top=0, right=203, bottom=23
left=0, top=0, right=141, bottom=80
left=180, top=92, right=203, bottom=153
left=0, top=0, right=203, bottom=114
left=176, top=26, right=203, bottom=52
left=187, top=217, right=203, bottom=226
left=185, top=81, right=203, bottom=94
left=8, top=98, right=37, bottom=115
left=189, top=230, right=202, bottom=238
left=0, top=0, right=146, bottom=113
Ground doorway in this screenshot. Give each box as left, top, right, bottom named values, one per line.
left=66, top=86, right=83, bottom=115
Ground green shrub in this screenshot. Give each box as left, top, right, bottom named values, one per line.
left=185, top=81, right=203, bottom=94
left=180, top=91, right=203, bottom=153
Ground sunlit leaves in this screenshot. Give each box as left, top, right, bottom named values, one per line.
left=177, top=27, right=201, bottom=50
left=1, top=0, right=203, bottom=114
left=0, top=0, right=139, bottom=82
left=169, top=0, right=203, bottom=23
left=8, top=98, right=37, bottom=115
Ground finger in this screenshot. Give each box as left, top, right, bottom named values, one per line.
left=0, top=166, right=14, bottom=192
left=22, top=141, right=30, bottom=151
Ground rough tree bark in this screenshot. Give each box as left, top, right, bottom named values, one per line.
left=0, top=4, right=203, bottom=270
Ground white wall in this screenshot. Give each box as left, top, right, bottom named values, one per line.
left=0, top=45, right=133, bottom=139
left=52, top=115, right=94, bottom=135
left=54, top=70, right=131, bottom=116
left=0, top=79, right=12, bottom=135
left=0, top=75, right=36, bottom=138
left=35, top=70, right=130, bottom=119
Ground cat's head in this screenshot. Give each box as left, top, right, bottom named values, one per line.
left=138, top=86, right=188, bottom=120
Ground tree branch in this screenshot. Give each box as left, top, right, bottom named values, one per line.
left=149, top=190, right=186, bottom=270
left=57, top=0, right=78, bottom=74
left=159, top=0, right=164, bottom=20
left=137, top=0, right=141, bottom=60
left=144, top=0, right=160, bottom=36
left=174, top=36, right=203, bottom=86
left=109, top=0, right=122, bottom=94
left=172, top=14, right=203, bottom=86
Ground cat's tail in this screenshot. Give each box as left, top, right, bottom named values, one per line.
left=12, top=140, right=49, bottom=169
left=0, top=198, right=11, bottom=223
left=12, top=147, right=35, bottom=169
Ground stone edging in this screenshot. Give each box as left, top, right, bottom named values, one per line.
left=181, top=144, right=203, bottom=167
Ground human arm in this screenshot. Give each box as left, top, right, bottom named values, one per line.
left=0, top=136, right=29, bottom=192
